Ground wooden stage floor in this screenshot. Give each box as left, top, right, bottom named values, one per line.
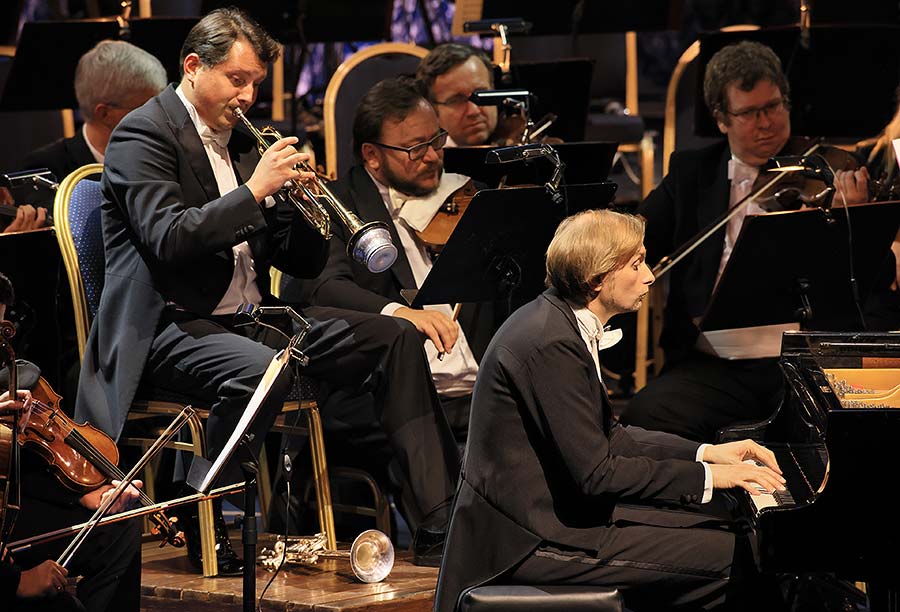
left=139, top=533, right=438, bottom=612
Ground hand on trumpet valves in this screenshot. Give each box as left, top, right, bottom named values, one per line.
left=245, top=135, right=316, bottom=204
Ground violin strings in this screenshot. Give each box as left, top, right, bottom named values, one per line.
left=22, top=402, right=155, bottom=507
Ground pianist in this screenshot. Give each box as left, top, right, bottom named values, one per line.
left=434, top=209, right=787, bottom=612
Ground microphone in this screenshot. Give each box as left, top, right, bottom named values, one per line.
left=765, top=154, right=835, bottom=186
left=485, top=143, right=551, bottom=164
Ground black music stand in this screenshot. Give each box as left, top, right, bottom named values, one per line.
left=700, top=201, right=900, bottom=338
left=186, top=345, right=295, bottom=612
left=0, top=228, right=65, bottom=391
left=694, top=25, right=900, bottom=139
left=443, top=141, right=618, bottom=189
left=0, top=17, right=197, bottom=111
left=200, top=1, right=394, bottom=43
left=501, top=59, right=594, bottom=141
left=403, top=183, right=617, bottom=310
left=477, top=1, right=682, bottom=34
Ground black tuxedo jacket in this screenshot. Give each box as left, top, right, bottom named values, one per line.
left=433, top=289, right=708, bottom=612
left=639, top=141, right=731, bottom=359
left=21, top=129, right=95, bottom=183
left=74, top=85, right=327, bottom=439
left=282, top=164, right=497, bottom=362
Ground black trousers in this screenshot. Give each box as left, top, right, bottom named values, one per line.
left=620, top=352, right=783, bottom=443
left=505, top=502, right=784, bottom=611
left=144, top=304, right=460, bottom=525
left=10, top=489, right=142, bottom=612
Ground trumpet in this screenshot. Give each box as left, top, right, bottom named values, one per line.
left=232, top=108, right=398, bottom=274
left=258, top=530, right=394, bottom=583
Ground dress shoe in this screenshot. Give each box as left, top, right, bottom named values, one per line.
left=176, top=501, right=244, bottom=577
left=411, top=524, right=446, bottom=567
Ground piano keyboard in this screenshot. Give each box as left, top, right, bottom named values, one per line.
left=743, top=459, right=796, bottom=513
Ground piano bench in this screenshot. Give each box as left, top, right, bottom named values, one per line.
left=458, top=585, right=624, bottom=612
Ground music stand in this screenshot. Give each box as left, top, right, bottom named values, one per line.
left=503, top=59, right=594, bottom=141
left=403, top=183, right=617, bottom=310
left=694, top=25, right=900, bottom=139
left=698, top=201, right=900, bottom=357
left=0, top=228, right=64, bottom=389
left=443, top=141, right=618, bottom=189
left=186, top=344, right=292, bottom=612
left=476, top=0, right=682, bottom=33
left=200, top=1, right=394, bottom=43
left=0, top=17, right=197, bottom=111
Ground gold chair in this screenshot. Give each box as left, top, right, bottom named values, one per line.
left=54, top=165, right=338, bottom=575
left=323, top=42, right=429, bottom=179
left=267, top=267, right=391, bottom=538
left=635, top=26, right=762, bottom=386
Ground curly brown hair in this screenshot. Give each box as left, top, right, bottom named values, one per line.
left=703, top=41, right=789, bottom=122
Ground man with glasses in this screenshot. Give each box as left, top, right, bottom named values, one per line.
left=416, top=44, right=499, bottom=147
left=619, top=41, right=794, bottom=443
left=76, top=10, right=460, bottom=572
left=282, top=77, right=491, bottom=535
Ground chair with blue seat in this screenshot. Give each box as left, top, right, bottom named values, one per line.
left=458, top=585, right=624, bottom=612
left=53, top=163, right=339, bottom=576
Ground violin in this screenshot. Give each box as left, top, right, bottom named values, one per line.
left=414, top=179, right=479, bottom=254
left=18, top=377, right=184, bottom=547
left=750, top=136, right=863, bottom=212
left=1, top=320, right=21, bottom=554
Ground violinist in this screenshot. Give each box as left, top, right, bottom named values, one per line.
left=619, top=41, right=798, bottom=443
left=417, top=44, right=498, bottom=147
left=281, top=77, right=496, bottom=562
left=19, top=40, right=167, bottom=200
left=1, top=272, right=142, bottom=612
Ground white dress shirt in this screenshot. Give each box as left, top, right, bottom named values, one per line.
left=368, top=170, right=478, bottom=397
left=175, top=86, right=263, bottom=315
left=566, top=301, right=712, bottom=503
left=716, top=156, right=767, bottom=284
left=83, top=124, right=104, bottom=164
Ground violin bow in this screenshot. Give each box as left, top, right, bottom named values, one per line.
left=55, top=405, right=196, bottom=568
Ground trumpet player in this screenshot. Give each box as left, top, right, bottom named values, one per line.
left=76, top=7, right=461, bottom=575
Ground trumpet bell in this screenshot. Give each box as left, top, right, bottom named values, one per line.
left=349, top=529, right=394, bottom=583
left=349, top=222, right=399, bottom=274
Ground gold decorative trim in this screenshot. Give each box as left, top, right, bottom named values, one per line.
left=53, top=163, right=104, bottom=363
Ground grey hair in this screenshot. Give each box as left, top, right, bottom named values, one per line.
left=75, top=40, right=167, bottom=120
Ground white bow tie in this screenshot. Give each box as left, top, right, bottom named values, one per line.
left=198, top=124, right=231, bottom=149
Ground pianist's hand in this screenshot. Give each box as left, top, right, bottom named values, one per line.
left=702, top=440, right=781, bottom=474
left=705, top=440, right=786, bottom=495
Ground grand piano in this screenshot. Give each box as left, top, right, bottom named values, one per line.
left=721, top=331, right=900, bottom=609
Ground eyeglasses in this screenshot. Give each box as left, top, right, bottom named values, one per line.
left=432, top=92, right=478, bottom=110
left=371, top=130, right=449, bottom=161
left=724, top=98, right=790, bottom=124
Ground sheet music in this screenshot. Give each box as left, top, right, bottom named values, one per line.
left=193, top=348, right=290, bottom=493
left=452, top=0, right=483, bottom=36
left=696, top=322, right=800, bottom=360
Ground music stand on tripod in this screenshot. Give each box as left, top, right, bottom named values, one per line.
left=697, top=201, right=900, bottom=359
left=402, top=183, right=617, bottom=314
left=187, top=310, right=311, bottom=612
